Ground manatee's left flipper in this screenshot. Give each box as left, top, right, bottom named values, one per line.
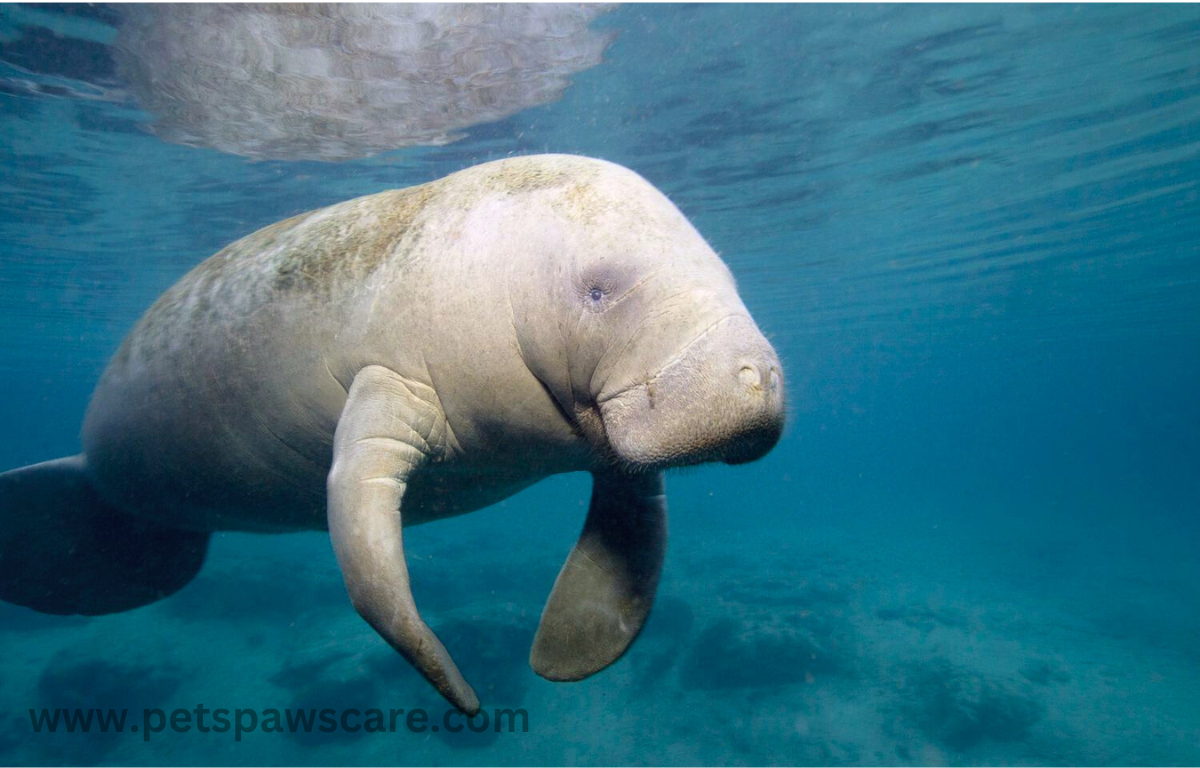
left=531, top=468, right=667, bottom=681
left=327, top=365, right=479, bottom=716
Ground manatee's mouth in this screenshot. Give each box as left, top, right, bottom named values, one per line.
left=598, top=382, right=782, bottom=471
left=594, top=314, right=784, bottom=471
left=596, top=313, right=745, bottom=407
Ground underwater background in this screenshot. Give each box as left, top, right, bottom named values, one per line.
left=1, top=3, right=1198, bottom=765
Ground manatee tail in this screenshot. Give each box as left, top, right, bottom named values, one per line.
left=0, top=455, right=210, bottom=615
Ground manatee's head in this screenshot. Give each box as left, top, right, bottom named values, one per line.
left=501, top=155, right=784, bottom=471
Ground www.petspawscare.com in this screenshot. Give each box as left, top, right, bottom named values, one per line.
left=29, top=706, right=530, bottom=742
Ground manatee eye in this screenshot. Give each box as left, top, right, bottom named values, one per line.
left=580, top=267, right=619, bottom=311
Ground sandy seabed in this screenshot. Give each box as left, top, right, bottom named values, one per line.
left=2, top=487, right=1197, bottom=767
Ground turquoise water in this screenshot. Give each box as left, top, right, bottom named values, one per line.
left=2, top=3, right=1199, bottom=765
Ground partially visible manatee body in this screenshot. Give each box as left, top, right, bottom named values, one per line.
left=0, top=155, right=784, bottom=713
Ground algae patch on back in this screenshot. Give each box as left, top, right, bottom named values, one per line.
left=468, top=155, right=581, bottom=196
left=110, top=156, right=608, bottom=377
left=109, top=184, right=437, bottom=376
left=271, top=184, right=438, bottom=295
left=264, top=158, right=580, bottom=295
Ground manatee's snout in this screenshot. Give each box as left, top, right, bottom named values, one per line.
left=722, top=355, right=784, bottom=465
left=599, top=315, right=784, bottom=469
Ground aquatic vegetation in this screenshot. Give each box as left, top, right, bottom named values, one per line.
left=898, top=659, right=1042, bottom=753
left=728, top=576, right=851, bottom=609
left=645, top=595, right=697, bottom=640
left=285, top=677, right=374, bottom=744
left=631, top=595, right=696, bottom=694
left=682, top=616, right=847, bottom=690
left=875, top=604, right=968, bottom=633
left=37, top=650, right=182, bottom=714
left=33, top=650, right=182, bottom=762
left=273, top=644, right=441, bottom=745
left=1019, top=658, right=1072, bottom=687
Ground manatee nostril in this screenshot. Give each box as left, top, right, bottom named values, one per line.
left=737, top=364, right=762, bottom=388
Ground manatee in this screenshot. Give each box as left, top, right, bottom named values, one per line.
left=0, top=155, right=784, bottom=713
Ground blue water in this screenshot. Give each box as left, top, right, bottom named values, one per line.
left=2, top=3, right=1199, bottom=765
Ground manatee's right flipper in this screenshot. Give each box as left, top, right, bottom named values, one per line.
left=327, top=365, right=479, bottom=716
left=530, top=468, right=667, bottom=681
left=0, top=455, right=210, bottom=615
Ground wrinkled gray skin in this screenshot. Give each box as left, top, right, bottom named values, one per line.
left=6, top=155, right=784, bottom=714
